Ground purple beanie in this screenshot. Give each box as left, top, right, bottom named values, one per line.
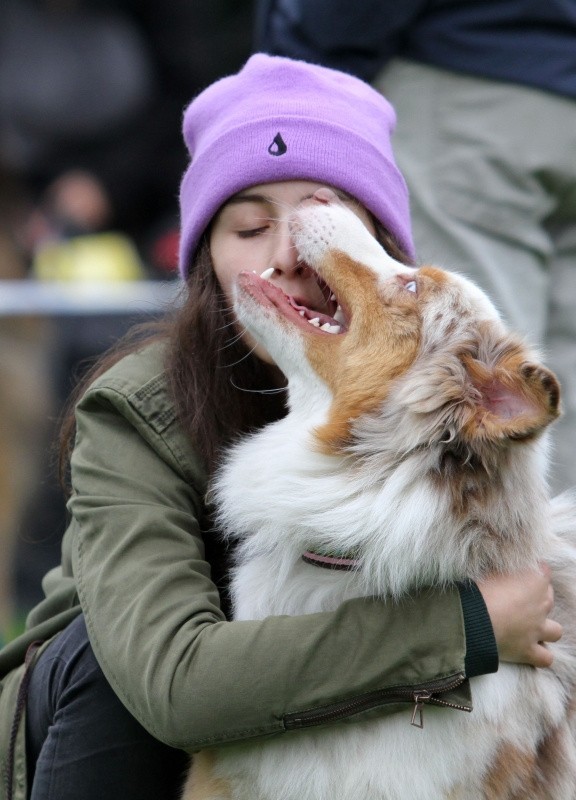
left=178, top=53, right=414, bottom=276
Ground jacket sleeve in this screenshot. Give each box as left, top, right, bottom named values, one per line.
left=255, top=0, right=429, bottom=82
left=69, top=367, right=471, bottom=752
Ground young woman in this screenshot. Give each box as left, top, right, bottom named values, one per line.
left=0, top=54, right=560, bottom=800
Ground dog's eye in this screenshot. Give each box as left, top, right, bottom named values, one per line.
left=405, top=280, right=417, bottom=293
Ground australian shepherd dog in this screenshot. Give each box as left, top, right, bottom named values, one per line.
left=183, top=199, right=576, bottom=799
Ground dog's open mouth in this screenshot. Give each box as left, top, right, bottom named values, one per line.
left=239, top=267, right=348, bottom=335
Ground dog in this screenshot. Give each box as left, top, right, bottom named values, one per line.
left=183, top=199, right=576, bottom=799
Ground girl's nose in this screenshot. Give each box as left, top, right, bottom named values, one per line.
left=271, top=186, right=341, bottom=277
left=269, top=223, right=300, bottom=276
left=269, top=189, right=341, bottom=279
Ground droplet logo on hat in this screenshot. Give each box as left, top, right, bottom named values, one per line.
left=268, top=133, right=288, bottom=157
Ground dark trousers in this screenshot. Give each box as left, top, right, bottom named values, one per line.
left=25, top=614, right=189, bottom=799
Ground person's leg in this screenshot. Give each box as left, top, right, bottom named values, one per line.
left=375, top=60, right=553, bottom=342
left=26, top=614, right=189, bottom=800
left=376, top=60, right=576, bottom=492
left=547, top=217, right=576, bottom=493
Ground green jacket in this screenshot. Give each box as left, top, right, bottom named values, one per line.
left=0, top=341, right=474, bottom=800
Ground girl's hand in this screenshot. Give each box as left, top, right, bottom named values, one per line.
left=478, top=565, right=563, bottom=668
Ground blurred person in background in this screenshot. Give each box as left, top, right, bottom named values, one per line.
left=0, top=0, right=256, bottom=639
left=256, top=0, right=576, bottom=495
left=1, top=0, right=256, bottom=275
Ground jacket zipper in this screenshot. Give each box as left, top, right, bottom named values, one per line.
left=283, top=673, right=468, bottom=731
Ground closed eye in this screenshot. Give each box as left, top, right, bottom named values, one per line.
left=237, top=226, right=270, bottom=239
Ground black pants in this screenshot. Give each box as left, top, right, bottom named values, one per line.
left=25, top=614, right=189, bottom=799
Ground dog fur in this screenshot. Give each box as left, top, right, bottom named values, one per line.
left=182, top=201, right=576, bottom=800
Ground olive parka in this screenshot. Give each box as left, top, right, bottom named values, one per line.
left=0, top=340, right=477, bottom=800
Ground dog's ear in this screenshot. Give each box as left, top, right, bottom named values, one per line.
left=461, top=345, right=561, bottom=443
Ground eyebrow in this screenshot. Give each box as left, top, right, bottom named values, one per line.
left=225, top=192, right=274, bottom=207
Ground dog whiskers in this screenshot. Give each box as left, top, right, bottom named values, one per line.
left=216, top=341, right=259, bottom=369
left=228, top=378, right=286, bottom=395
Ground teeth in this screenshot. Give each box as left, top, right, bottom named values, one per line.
left=333, top=306, right=345, bottom=324
left=330, top=294, right=336, bottom=302
left=320, top=323, right=342, bottom=334
left=308, top=317, right=320, bottom=327
left=260, top=267, right=274, bottom=280
left=299, top=310, right=306, bottom=317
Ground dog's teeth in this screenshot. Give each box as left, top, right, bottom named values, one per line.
left=260, top=267, right=274, bottom=281
left=333, top=307, right=345, bottom=324
left=330, top=294, right=336, bottom=302
left=299, top=310, right=306, bottom=317
left=319, top=322, right=342, bottom=334
left=308, top=318, right=320, bottom=327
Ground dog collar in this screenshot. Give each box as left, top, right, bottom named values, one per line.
left=302, top=550, right=361, bottom=571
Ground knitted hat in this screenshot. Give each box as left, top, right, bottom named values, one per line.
left=179, top=54, right=414, bottom=276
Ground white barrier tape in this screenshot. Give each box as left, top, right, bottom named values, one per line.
left=0, top=281, right=182, bottom=316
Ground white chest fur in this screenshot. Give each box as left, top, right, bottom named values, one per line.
left=207, top=420, right=576, bottom=800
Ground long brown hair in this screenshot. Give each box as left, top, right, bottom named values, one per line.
left=59, top=221, right=412, bottom=487
left=58, top=235, right=287, bottom=487
left=166, top=236, right=287, bottom=474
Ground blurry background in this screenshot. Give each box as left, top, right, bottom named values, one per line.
left=0, top=0, right=256, bottom=644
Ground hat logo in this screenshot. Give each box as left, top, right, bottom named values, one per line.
left=268, top=132, right=287, bottom=156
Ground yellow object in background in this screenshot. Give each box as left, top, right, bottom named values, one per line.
left=33, top=232, right=145, bottom=282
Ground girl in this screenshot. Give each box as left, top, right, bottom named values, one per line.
left=0, top=54, right=560, bottom=800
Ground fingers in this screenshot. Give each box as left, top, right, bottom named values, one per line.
left=541, top=619, right=563, bottom=644
left=531, top=643, right=554, bottom=669
left=539, top=563, right=555, bottom=614
left=529, top=576, right=562, bottom=667
left=478, top=565, right=563, bottom=668
left=529, top=620, right=563, bottom=669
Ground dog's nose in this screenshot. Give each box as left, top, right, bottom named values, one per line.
left=311, top=187, right=339, bottom=205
